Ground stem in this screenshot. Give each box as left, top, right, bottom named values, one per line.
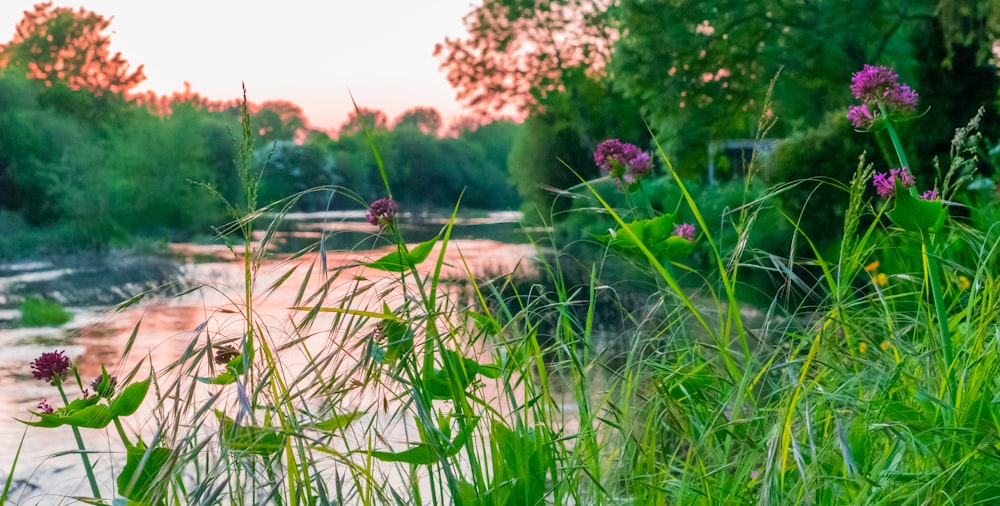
left=55, top=382, right=102, bottom=498
left=923, top=234, right=955, bottom=403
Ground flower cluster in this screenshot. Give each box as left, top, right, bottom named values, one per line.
left=365, top=197, right=399, bottom=229
left=36, top=399, right=54, bottom=414
left=594, top=139, right=652, bottom=185
left=30, top=350, right=70, bottom=383
left=847, top=64, right=919, bottom=129
left=214, top=344, right=240, bottom=365
left=673, top=223, right=696, bottom=241
left=872, top=167, right=916, bottom=198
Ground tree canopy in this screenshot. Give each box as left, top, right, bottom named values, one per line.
left=0, top=1, right=144, bottom=95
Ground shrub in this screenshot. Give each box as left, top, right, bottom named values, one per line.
left=18, top=296, right=72, bottom=327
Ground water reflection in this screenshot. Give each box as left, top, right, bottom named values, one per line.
left=0, top=222, right=543, bottom=500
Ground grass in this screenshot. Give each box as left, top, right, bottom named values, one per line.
left=5, top=84, right=1000, bottom=505
left=17, top=296, right=72, bottom=327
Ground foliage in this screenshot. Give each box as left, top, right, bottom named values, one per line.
left=434, top=0, right=614, bottom=116
left=17, top=296, right=71, bottom=327
left=0, top=1, right=144, bottom=95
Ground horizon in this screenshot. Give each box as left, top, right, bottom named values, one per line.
left=0, top=1, right=481, bottom=132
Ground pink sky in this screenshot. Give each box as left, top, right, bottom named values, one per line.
left=0, top=1, right=478, bottom=132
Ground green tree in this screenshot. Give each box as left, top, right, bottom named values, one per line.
left=0, top=2, right=144, bottom=95
left=393, top=107, right=443, bottom=136
left=253, top=100, right=307, bottom=145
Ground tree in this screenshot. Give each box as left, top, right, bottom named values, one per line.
left=0, top=2, right=144, bottom=95
left=434, top=0, right=614, bottom=116
left=393, top=107, right=443, bottom=136
left=253, top=100, right=307, bottom=145
left=339, top=107, right=388, bottom=136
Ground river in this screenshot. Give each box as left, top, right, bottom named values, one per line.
left=0, top=211, right=545, bottom=501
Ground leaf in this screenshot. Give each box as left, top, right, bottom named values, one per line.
left=217, top=411, right=286, bottom=456
left=887, top=183, right=945, bottom=232
left=110, top=378, right=150, bottom=417
left=363, top=236, right=438, bottom=272
left=313, top=410, right=366, bottom=431
left=369, top=418, right=477, bottom=465
left=117, top=440, right=172, bottom=502
left=197, top=372, right=236, bottom=385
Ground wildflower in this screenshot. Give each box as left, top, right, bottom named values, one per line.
left=859, top=342, right=868, bottom=354
left=365, top=197, right=399, bottom=229
left=958, top=275, right=971, bottom=291
left=594, top=139, right=652, bottom=184
left=864, top=260, right=880, bottom=273
left=214, top=344, right=240, bottom=365
left=90, top=374, right=118, bottom=398
left=30, top=350, right=70, bottom=384
left=920, top=189, right=940, bottom=201
left=36, top=399, right=54, bottom=414
left=850, top=64, right=919, bottom=111
left=847, top=104, right=875, bottom=129
left=848, top=64, right=919, bottom=129
left=872, top=167, right=915, bottom=198
left=880, top=340, right=891, bottom=351
left=673, top=223, right=696, bottom=241
left=874, top=273, right=889, bottom=287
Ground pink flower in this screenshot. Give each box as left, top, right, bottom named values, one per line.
left=36, top=399, right=54, bottom=414
left=872, top=168, right=915, bottom=198
left=673, top=223, right=696, bottom=241
left=848, top=64, right=919, bottom=129
left=920, top=189, right=940, bottom=201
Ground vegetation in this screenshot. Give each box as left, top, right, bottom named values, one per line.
left=3, top=1, right=1000, bottom=505
left=16, top=296, right=72, bottom=327
left=0, top=4, right=522, bottom=258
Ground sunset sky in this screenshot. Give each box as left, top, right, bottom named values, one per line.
left=0, top=1, right=477, bottom=132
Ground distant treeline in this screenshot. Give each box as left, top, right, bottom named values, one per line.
left=0, top=73, right=521, bottom=254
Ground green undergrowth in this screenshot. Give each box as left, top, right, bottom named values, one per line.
left=7, top=81, right=1000, bottom=506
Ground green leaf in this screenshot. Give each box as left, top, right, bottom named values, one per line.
left=313, top=410, right=366, bottom=431
left=117, top=440, right=172, bottom=502
left=363, top=236, right=438, bottom=272
left=110, top=378, right=150, bottom=417
left=369, top=418, right=477, bottom=465
left=197, top=372, right=236, bottom=385
left=887, top=183, right=945, bottom=232
left=217, top=411, right=286, bottom=456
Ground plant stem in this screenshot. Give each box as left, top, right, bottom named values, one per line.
left=923, top=234, right=955, bottom=403
left=56, top=382, right=102, bottom=498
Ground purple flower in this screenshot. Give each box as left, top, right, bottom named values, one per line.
left=365, top=197, right=399, bottom=229
left=873, top=168, right=915, bottom=198
left=594, top=139, right=652, bottom=184
left=850, top=65, right=903, bottom=102
left=90, top=374, right=118, bottom=397
left=214, top=344, right=240, bottom=365
left=673, top=223, right=696, bottom=241
left=36, top=399, right=54, bottom=415
left=920, top=189, right=940, bottom=201
left=848, top=64, right=919, bottom=129
left=30, top=350, right=70, bottom=383
left=847, top=104, right=875, bottom=129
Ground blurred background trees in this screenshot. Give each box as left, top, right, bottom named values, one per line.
left=437, top=0, right=1000, bottom=250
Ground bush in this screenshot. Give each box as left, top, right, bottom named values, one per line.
left=18, top=296, right=72, bottom=327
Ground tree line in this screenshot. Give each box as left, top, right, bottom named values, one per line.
left=0, top=3, right=521, bottom=257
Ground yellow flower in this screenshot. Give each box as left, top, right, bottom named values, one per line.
left=859, top=342, right=868, bottom=353
left=880, top=340, right=891, bottom=351
left=874, top=273, right=889, bottom=287
left=958, top=275, right=971, bottom=291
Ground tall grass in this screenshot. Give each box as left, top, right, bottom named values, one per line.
left=8, top=77, right=1000, bottom=506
